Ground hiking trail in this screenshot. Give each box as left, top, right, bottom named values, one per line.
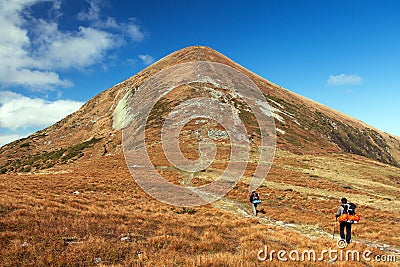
left=212, top=196, right=400, bottom=260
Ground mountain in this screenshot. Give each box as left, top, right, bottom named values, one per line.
left=1, top=46, right=399, bottom=173
left=1, top=46, right=400, bottom=266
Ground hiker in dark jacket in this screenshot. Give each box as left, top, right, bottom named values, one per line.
left=335, top=197, right=352, bottom=244
left=249, top=191, right=261, bottom=216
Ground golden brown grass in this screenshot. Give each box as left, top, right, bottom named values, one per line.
left=1, top=152, right=399, bottom=266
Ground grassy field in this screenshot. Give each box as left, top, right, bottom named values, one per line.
left=0, top=150, right=399, bottom=266
left=2, top=45, right=399, bottom=266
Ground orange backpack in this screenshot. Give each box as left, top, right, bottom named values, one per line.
left=338, top=213, right=360, bottom=223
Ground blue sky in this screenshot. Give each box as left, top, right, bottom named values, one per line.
left=1, top=0, right=399, bottom=146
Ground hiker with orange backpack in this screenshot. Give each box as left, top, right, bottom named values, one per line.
left=335, top=198, right=360, bottom=244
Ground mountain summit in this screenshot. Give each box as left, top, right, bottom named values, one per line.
left=1, top=46, right=400, bottom=266
left=1, top=46, right=399, bottom=173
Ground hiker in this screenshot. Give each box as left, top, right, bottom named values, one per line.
left=249, top=191, right=262, bottom=216
left=335, top=197, right=354, bottom=244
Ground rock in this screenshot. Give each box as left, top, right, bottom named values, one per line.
left=208, top=129, right=228, bottom=140
left=121, top=236, right=131, bottom=242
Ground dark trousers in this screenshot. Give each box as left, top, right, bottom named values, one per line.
left=339, top=222, right=352, bottom=243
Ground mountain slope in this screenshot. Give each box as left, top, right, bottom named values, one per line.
left=1, top=46, right=400, bottom=266
left=1, top=46, right=399, bottom=173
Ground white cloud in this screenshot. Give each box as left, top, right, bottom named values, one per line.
left=125, top=23, right=145, bottom=42
left=0, top=0, right=69, bottom=89
left=0, top=67, right=73, bottom=89
left=0, top=90, right=83, bottom=130
left=126, top=58, right=136, bottom=65
left=0, top=0, right=146, bottom=90
left=327, top=74, right=362, bottom=86
left=34, top=22, right=117, bottom=69
left=77, top=0, right=101, bottom=21
left=77, top=1, right=145, bottom=42
left=139, top=54, right=155, bottom=65
left=0, top=133, right=29, bottom=147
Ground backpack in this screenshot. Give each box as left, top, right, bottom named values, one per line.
left=342, top=203, right=356, bottom=215
left=250, top=192, right=260, bottom=204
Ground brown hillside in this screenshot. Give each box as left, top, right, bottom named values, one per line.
left=1, top=46, right=399, bottom=266
left=1, top=46, right=399, bottom=173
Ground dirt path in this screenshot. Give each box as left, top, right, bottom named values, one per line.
left=212, top=196, right=400, bottom=259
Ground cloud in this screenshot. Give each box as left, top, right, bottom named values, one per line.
left=77, top=0, right=101, bottom=21
left=0, top=0, right=69, bottom=89
left=0, top=90, right=83, bottom=131
left=0, top=68, right=73, bottom=89
left=327, top=74, right=362, bottom=86
left=126, top=58, right=136, bottom=66
left=0, top=0, right=146, bottom=90
left=0, top=133, right=29, bottom=147
left=77, top=1, right=145, bottom=42
left=33, top=22, right=117, bottom=69
left=139, top=54, right=155, bottom=65
left=125, top=23, right=145, bottom=42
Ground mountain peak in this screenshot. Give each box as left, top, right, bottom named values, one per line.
left=162, top=46, right=228, bottom=60
left=145, top=46, right=237, bottom=71
left=1, top=47, right=400, bottom=173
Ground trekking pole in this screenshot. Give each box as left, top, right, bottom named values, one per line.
left=332, top=218, right=337, bottom=239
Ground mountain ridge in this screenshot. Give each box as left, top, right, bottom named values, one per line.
left=1, top=46, right=399, bottom=173
left=1, top=46, right=400, bottom=266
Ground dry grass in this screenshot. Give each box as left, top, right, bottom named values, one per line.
left=2, top=45, right=399, bottom=266
left=1, top=151, right=399, bottom=266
